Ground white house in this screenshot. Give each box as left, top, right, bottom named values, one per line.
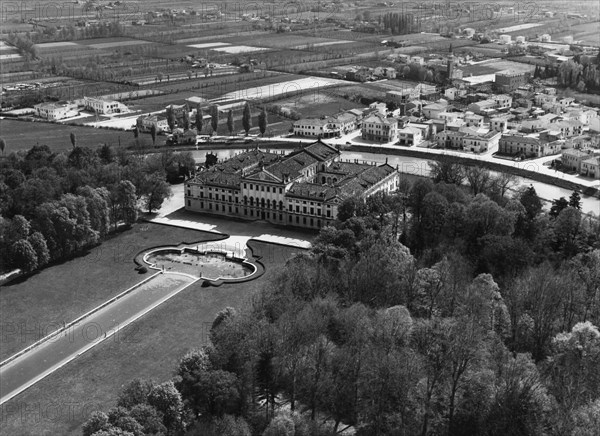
left=397, top=126, right=423, bottom=146
left=362, top=113, right=399, bottom=143
left=293, top=118, right=338, bottom=138
left=83, top=96, right=128, bottom=114
left=581, top=156, right=600, bottom=179
left=464, top=112, right=484, bottom=127
left=490, top=115, right=511, bottom=133
left=34, top=102, right=79, bottom=120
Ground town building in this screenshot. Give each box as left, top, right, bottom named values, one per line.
left=184, top=141, right=401, bottom=229
left=422, top=100, right=449, bottom=120
left=490, top=115, right=511, bottom=133
left=435, top=128, right=500, bottom=153
left=34, top=102, right=79, bottom=120
left=444, top=87, right=467, bottom=100
left=137, top=114, right=169, bottom=133
left=562, top=148, right=594, bottom=172
left=534, top=93, right=557, bottom=106
left=293, top=118, right=338, bottom=138
left=83, top=97, right=127, bottom=114
left=547, top=120, right=585, bottom=138
left=467, top=95, right=512, bottom=115
left=387, top=87, right=419, bottom=104
left=362, top=113, right=399, bottom=143
left=464, top=112, right=484, bottom=127
left=330, top=112, right=359, bottom=135
left=397, top=126, right=423, bottom=146
left=581, top=156, right=600, bottom=179
left=499, top=134, right=561, bottom=157
left=495, top=71, right=531, bottom=93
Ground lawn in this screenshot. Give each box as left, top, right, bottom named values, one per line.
left=0, top=223, right=224, bottom=361
left=0, top=119, right=136, bottom=153
left=0, top=240, right=305, bottom=436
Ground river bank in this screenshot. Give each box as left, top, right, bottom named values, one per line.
left=349, top=145, right=600, bottom=200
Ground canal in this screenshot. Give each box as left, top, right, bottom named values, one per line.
left=191, top=148, right=600, bottom=215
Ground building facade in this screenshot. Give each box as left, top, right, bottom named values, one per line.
left=34, top=102, right=78, bottom=120
left=562, top=149, right=593, bottom=172
left=397, top=126, right=423, bottom=146
left=293, top=118, right=338, bottom=138
left=137, top=114, right=169, bottom=133
left=362, top=113, right=399, bottom=143
left=184, top=141, right=401, bottom=229
left=499, top=134, right=561, bottom=157
left=581, top=156, right=600, bottom=179
left=495, top=71, right=530, bottom=93
left=83, top=97, right=127, bottom=114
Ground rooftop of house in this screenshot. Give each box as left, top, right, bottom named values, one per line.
left=398, top=126, right=423, bottom=135
left=563, top=149, right=593, bottom=158
left=294, top=118, right=330, bottom=127
left=363, top=113, right=397, bottom=126
left=286, top=162, right=397, bottom=201
left=582, top=156, right=600, bottom=165
left=500, top=134, right=541, bottom=145
left=333, top=112, right=359, bottom=123
left=35, top=102, right=73, bottom=109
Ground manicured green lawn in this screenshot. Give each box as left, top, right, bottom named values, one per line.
left=0, top=240, right=302, bottom=436
left=0, top=223, right=224, bottom=360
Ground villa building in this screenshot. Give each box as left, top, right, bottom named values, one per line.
left=34, top=102, right=79, bottom=120
left=184, top=141, right=401, bottom=229
left=82, top=96, right=127, bottom=114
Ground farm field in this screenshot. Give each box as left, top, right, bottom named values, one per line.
left=123, top=73, right=302, bottom=112
left=0, top=119, right=136, bottom=152
left=0, top=239, right=304, bottom=436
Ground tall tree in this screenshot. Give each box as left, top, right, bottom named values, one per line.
left=227, top=109, right=234, bottom=136
left=258, top=107, right=268, bottom=137
left=182, top=104, right=190, bottom=130
left=211, top=105, right=219, bottom=134
left=0, top=137, right=5, bottom=155
left=242, top=102, right=252, bottom=136
left=195, top=105, right=203, bottom=133
left=70, top=132, right=76, bottom=148
left=144, top=173, right=172, bottom=214
left=569, top=190, right=582, bottom=210
left=150, top=124, right=157, bottom=146
left=166, top=105, right=176, bottom=132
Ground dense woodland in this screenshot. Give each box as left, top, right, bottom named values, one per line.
left=0, top=143, right=195, bottom=273
left=82, top=160, right=600, bottom=436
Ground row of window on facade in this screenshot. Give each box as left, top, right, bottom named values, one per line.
left=189, top=192, right=333, bottom=217
left=242, top=183, right=284, bottom=194
left=187, top=200, right=328, bottom=226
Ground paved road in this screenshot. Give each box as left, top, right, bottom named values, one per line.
left=0, top=272, right=196, bottom=405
